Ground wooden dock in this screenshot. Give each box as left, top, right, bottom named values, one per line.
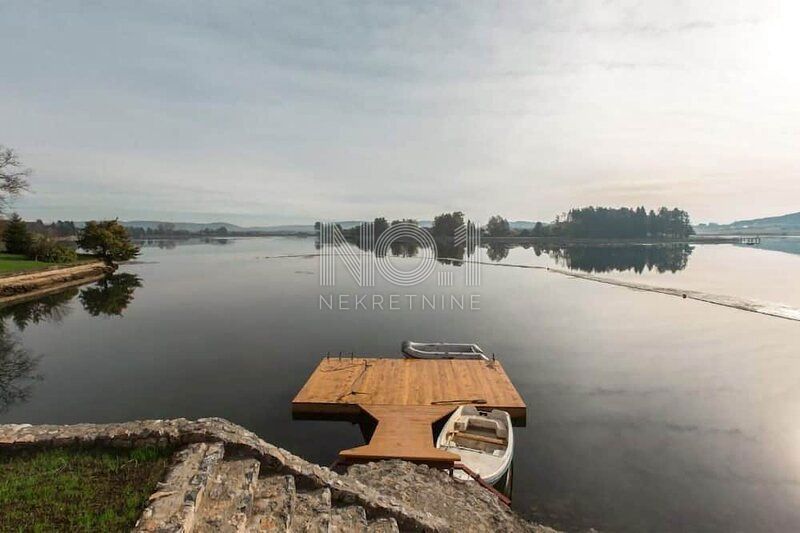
left=292, top=357, right=526, bottom=465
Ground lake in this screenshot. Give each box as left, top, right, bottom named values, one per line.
left=1, top=236, right=799, bottom=532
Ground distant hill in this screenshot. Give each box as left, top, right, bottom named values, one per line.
left=510, top=221, right=537, bottom=230
left=119, top=218, right=541, bottom=235
left=121, top=221, right=316, bottom=234
left=695, top=211, right=800, bottom=234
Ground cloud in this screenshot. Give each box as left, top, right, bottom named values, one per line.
left=1, top=1, right=798, bottom=224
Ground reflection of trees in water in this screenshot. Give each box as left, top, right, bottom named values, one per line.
left=79, top=273, right=143, bottom=317
left=136, top=237, right=231, bottom=249
left=0, top=272, right=143, bottom=414
left=486, top=243, right=509, bottom=262
left=542, top=244, right=693, bottom=273
left=390, top=241, right=419, bottom=257
left=0, top=331, right=41, bottom=414
left=0, top=288, right=78, bottom=331
left=434, top=240, right=478, bottom=266
left=343, top=236, right=478, bottom=266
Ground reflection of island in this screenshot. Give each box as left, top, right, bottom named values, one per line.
left=486, top=243, right=509, bottom=262
left=341, top=237, right=479, bottom=266
left=79, top=273, right=143, bottom=317
left=540, top=244, right=693, bottom=273
left=390, top=241, right=420, bottom=257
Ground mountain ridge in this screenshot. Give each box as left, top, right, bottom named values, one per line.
left=695, top=211, right=800, bottom=234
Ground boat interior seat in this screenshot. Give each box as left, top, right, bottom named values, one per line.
left=464, top=416, right=507, bottom=439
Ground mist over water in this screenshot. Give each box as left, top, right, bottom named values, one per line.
left=1, top=236, right=799, bottom=532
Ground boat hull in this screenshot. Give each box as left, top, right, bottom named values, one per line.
left=436, top=405, right=514, bottom=486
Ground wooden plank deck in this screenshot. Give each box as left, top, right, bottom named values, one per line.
left=339, top=405, right=460, bottom=464
left=292, top=357, right=526, bottom=465
left=292, top=357, right=526, bottom=420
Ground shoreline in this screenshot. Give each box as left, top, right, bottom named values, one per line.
left=0, top=260, right=114, bottom=306
left=482, top=235, right=758, bottom=245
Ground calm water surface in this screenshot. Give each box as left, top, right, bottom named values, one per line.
left=1, top=237, right=799, bottom=532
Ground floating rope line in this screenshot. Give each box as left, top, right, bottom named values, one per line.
left=263, top=252, right=800, bottom=323
left=439, top=257, right=800, bottom=323
left=262, top=253, right=323, bottom=259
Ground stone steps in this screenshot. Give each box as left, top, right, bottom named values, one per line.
left=134, top=442, right=224, bottom=532
left=138, top=445, right=408, bottom=533
left=248, top=473, right=295, bottom=532
left=7, top=418, right=544, bottom=533
left=292, top=487, right=331, bottom=532
left=245, top=474, right=400, bottom=532
left=195, top=454, right=261, bottom=532
left=330, top=505, right=368, bottom=532
left=366, top=518, right=400, bottom=533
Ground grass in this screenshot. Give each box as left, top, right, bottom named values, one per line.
left=0, top=446, right=173, bottom=532
left=0, top=254, right=49, bottom=274
left=0, top=253, right=96, bottom=276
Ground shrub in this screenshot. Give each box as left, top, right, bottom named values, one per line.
left=26, top=234, right=78, bottom=263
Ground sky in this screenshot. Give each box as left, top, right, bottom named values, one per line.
left=1, top=1, right=798, bottom=226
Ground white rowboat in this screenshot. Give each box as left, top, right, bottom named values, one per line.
left=401, top=341, right=488, bottom=360
left=436, top=405, right=514, bottom=486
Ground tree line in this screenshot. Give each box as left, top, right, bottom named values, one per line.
left=126, top=224, right=230, bottom=239
left=317, top=206, right=694, bottom=242
left=489, top=206, right=694, bottom=238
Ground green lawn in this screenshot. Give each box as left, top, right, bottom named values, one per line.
left=0, top=253, right=49, bottom=274
left=0, top=446, right=173, bottom=532
left=0, top=253, right=95, bottom=276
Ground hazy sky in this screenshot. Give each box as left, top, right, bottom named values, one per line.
left=2, top=1, right=798, bottom=225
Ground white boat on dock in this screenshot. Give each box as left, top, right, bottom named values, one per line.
left=401, top=341, right=488, bottom=360
left=436, top=405, right=514, bottom=487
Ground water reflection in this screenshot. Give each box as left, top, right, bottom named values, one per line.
left=325, top=234, right=691, bottom=274
left=0, top=288, right=78, bottom=331
left=0, top=331, right=40, bottom=414
left=0, top=272, right=142, bottom=412
left=739, top=237, right=800, bottom=257
left=486, top=243, right=510, bottom=262
left=136, top=237, right=233, bottom=249
left=389, top=241, right=419, bottom=258
left=329, top=235, right=480, bottom=265
left=79, top=273, right=143, bottom=317
left=536, top=244, right=693, bottom=273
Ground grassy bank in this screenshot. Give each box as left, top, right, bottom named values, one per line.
left=0, top=446, right=172, bottom=532
left=0, top=253, right=96, bottom=276
left=0, top=253, right=50, bottom=274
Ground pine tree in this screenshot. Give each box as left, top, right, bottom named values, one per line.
left=3, top=213, right=31, bottom=254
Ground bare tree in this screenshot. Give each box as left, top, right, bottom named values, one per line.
left=0, top=146, right=31, bottom=213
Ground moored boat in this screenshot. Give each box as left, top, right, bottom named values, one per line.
left=401, top=340, right=488, bottom=360
left=436, top=405, right=514, bottom=486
